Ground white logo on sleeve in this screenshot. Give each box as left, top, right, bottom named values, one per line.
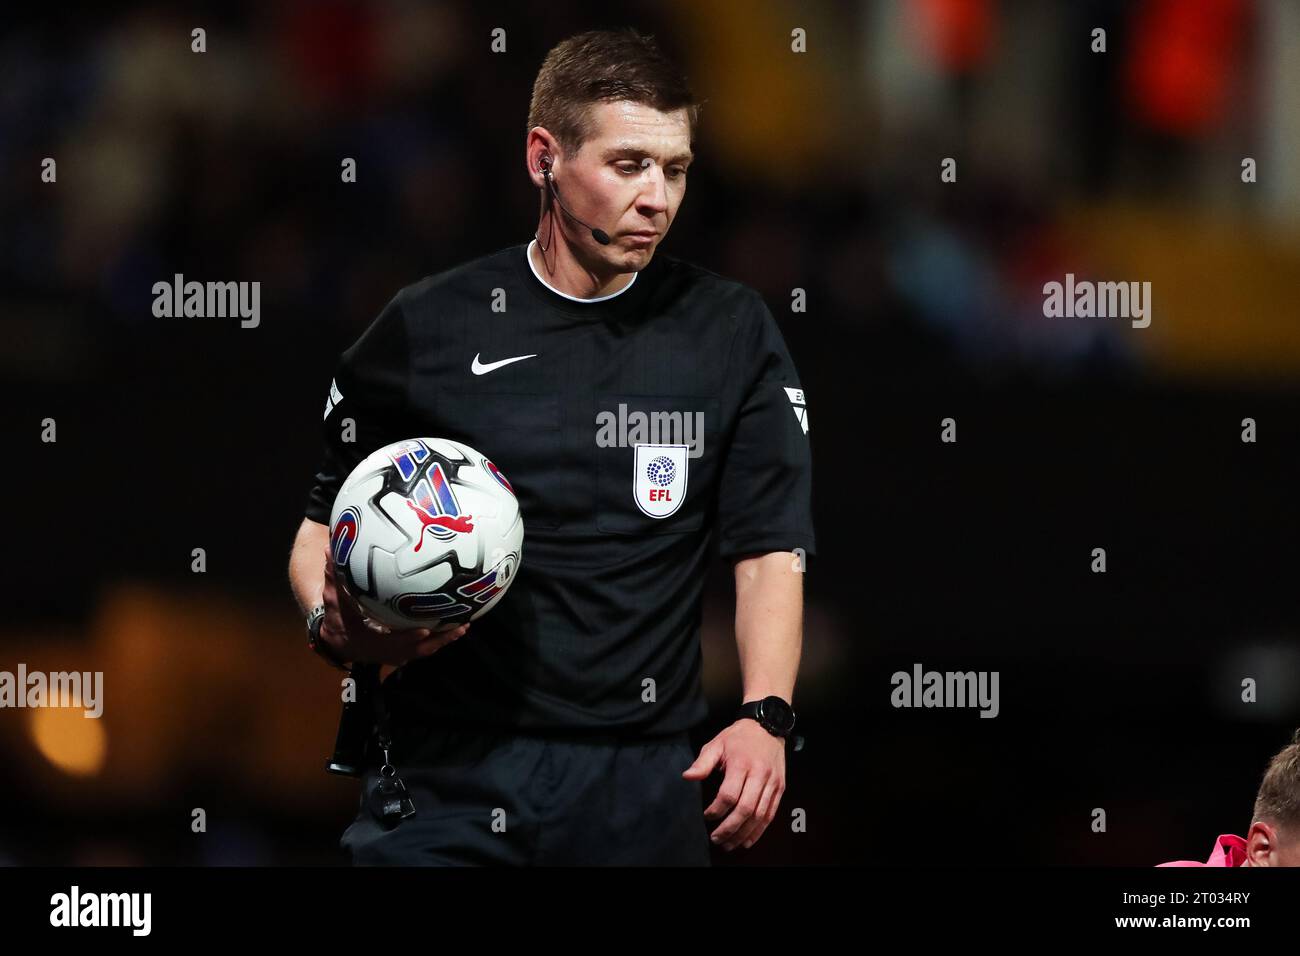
left=634, top=444, right=689, bottom=518
left=784, top=386, right=808, bottom=434
left=323, top=378, right=344, bottom=420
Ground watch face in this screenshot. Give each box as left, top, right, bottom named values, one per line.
left=761, top=697, right=794, bottom=733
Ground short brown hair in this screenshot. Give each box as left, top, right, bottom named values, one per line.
left=527, top=29, right=700, bottom=158
left=1252, top=728, right=1300, bottom=836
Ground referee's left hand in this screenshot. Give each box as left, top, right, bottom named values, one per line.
left=683, top=720, right=786, bottom=852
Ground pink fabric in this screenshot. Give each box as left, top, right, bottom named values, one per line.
left=1157, top=833, right=1248, bottom=867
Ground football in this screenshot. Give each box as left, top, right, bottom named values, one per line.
left=328, top=437, right=524, bottom=630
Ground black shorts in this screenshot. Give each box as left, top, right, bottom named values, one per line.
left=339, top=723, right=713, bottom=866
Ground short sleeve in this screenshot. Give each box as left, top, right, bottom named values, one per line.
left=715, top=294, right=816, bottom=560
left=304, top=293, right=412, bottom=525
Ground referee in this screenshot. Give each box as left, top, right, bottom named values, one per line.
left=288, top=29, right=816, bottom=866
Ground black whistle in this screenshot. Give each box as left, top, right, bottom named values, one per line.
left=325, top=663, right=379, bottom=776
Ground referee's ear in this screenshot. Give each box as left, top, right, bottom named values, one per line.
left=525, top=128, right=559, bottom=190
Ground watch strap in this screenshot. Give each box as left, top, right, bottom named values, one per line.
left=307, top=604, right=351, bottom=671
left=735, top=696, right=799, bottom=746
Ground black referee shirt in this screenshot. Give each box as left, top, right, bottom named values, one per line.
left=305, top=240, right=816, bottom=737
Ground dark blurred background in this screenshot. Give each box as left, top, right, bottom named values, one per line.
left=2, top=0, right=1299, bottom=865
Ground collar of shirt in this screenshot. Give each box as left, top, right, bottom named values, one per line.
left=526, top=238, right=637, bottom=302
left=516, top=240, right=656, bottom=320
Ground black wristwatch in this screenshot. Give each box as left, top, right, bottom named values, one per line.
left=307, top=604, right=351, bottom=672
left=736, top=696, right=803, bottom=750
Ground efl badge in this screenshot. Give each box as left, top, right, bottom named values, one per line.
left=634, top=443, right=688, bottom=519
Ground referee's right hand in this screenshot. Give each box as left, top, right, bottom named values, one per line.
left=320, top=544, right=469, bottom=666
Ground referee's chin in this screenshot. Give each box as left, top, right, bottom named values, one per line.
left=608, top=242, right=657, bottom=272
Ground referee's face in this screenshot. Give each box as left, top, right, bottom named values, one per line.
left=563, top=99, right=692, bottom=272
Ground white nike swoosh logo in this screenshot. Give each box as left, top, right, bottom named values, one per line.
left=471, top=352, right=538, bottom=375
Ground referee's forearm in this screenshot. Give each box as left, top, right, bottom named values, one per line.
left=732, top=551, right=804, bottom=705
left=288, top=517, right=329, bottom=616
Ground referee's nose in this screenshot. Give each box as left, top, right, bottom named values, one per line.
left=635, top=166, right=670, bottom=221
